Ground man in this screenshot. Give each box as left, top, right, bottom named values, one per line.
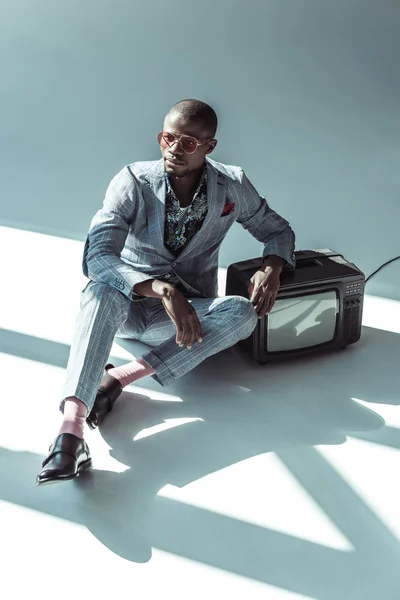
left=36, top=99, right=295, bottom=486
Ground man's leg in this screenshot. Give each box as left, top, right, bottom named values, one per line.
left=111, top=295, right=258, bottom=388
left=142, top=295, right=258, bottom=386
left=60, top=281, right=138, bottom=417
left=36, top=281, right=144, bottom=486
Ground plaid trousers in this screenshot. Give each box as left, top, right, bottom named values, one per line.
left=61, top=281, right=258, bottom=412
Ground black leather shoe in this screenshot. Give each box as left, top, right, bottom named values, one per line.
left=86, top=364, right=123, bottom=430
left=36, top=433, right=92, bottom=486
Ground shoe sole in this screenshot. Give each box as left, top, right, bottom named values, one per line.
left=86, top=401, right=116, bottom=430
left=86, top=418, right=98, bottom=431
left=36, top=458, right=93, bottom=486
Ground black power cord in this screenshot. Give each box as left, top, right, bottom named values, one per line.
left=365, top=256, right=400, bottom=284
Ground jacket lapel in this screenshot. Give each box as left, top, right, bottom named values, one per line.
left=177, top=160, right=226, bottom=262
left=143, top=159, right=175, bottom=259
left=142, top=158, right=226, bottom=262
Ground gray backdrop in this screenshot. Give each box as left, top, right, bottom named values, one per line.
left=1, top=0, right=399, bottom=299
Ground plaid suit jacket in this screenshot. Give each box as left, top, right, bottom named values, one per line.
left=83, top=157, right=296, bottom=299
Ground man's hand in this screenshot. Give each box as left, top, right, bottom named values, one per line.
left=162, top=288, right=203, bottom=349
left=133, top=279, right=203, bottom=349
left=248, top=267, right=281, bottom=318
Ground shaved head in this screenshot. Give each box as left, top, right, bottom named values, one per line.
left=167, top=99, right=218, bottom=138
left=160, top=99, right=218, bottom=179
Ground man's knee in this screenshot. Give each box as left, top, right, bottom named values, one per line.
left=219, top=295, right=258, bottom=334
left=231, top=295, right=258, bottom=323
left=81, top=281, right=130, bottom=318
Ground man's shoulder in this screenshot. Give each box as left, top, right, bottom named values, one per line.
left=206, top=158, right=244, bottom=182
left=125, top=159, right=164, bottom=180
left=103, top=161, right=162, bottom=198
left=126, top=158, right=245, bottom=182
left=112, top=158, right=245, bottom=185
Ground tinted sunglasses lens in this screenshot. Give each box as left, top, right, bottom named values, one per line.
left=158, top=131, right=174, bottom=148
left=180, top=136, right=198, bottom=153
left=157, top=131, right=198, bottom=153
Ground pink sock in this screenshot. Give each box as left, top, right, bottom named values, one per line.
left=107, top=358, right=155, bottom=388
left=59, top=397, right=88, bottom=439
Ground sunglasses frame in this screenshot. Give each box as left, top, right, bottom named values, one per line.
left=157, top=130, right=214, bottom=154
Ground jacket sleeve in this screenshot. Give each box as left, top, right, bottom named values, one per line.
left=82, top=166, right=153, bottom=298
left=234, top=171, right=296, bottom=269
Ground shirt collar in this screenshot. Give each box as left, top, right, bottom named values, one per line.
left=165, top=163, right=207, bottom=202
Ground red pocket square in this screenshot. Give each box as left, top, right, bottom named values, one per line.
left=221, top=202, right=235, bottom=216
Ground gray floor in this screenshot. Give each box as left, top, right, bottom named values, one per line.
left=1, top=227, right=400, bottom=600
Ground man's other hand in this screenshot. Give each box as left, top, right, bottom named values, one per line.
left=248, top=267, right=281, bottom=318
left=162, top=288, right=203, bottom=349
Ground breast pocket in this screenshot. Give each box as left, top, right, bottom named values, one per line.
left=217, top=212, right=236, bottom=235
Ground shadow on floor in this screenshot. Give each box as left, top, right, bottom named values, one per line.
left=1, top=325, right=400, bottom=599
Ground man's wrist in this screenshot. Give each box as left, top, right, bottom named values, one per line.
left=159, top=281, right=177, bottom=300
left=133, top=279, right=176, bottom=299
left=262, top=255, right=285, bottom=273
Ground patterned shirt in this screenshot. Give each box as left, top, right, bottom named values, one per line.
left=164, top=167, right=208, bottom=256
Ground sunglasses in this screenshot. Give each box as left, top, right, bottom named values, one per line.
left=157, top=130, right=213, bottom=154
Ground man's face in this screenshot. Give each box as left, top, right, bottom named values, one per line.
left=160, top=113, right=217, bottom=178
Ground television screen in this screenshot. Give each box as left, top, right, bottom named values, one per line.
left=266, top=290, right=339, bottom=352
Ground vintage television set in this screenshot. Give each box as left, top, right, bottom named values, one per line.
left=226, top=249, right=365, bottom=364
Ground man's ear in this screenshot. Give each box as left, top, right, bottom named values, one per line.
left=206, top=140, right=218, bottom=155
